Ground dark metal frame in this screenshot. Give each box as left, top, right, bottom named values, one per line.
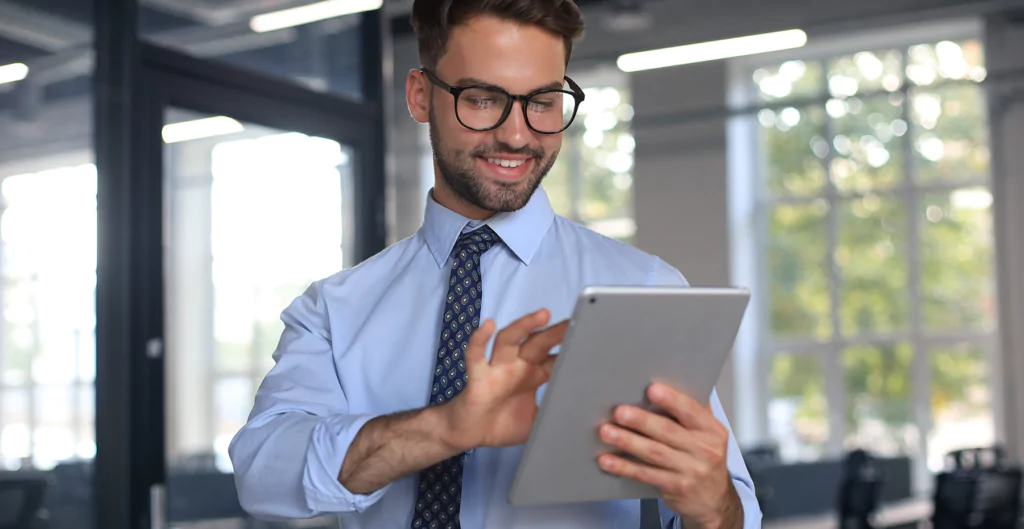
left=94, top=1, right=388, bottom=528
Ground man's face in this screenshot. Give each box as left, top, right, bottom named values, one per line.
left=422, top=16, right=567, bottom=214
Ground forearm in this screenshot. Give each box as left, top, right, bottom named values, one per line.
left=339, top=404, right=463, bottom=494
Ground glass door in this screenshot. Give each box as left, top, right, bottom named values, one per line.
left=162, top=109, right=353, bottom=527
left=117, top=41, right=386, bottom=529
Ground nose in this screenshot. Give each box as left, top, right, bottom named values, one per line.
left=493, top=99, right=531, bottom=149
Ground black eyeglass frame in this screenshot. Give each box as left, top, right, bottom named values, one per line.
left=419, top=67, right=586, bottom=135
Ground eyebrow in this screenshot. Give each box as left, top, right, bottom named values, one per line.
left=454, top=77, right=565, bottom=92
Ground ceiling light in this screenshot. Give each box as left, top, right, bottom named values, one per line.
left=250, top=0, right=383, bottom=33
left=162, top=116, right=244, bottom=144
left=0, top=63, right=29, bottom=85
left=617, top=29, right=808, bottom=73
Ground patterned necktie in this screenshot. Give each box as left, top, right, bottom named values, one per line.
left=412, top=226, right=500, bottom=529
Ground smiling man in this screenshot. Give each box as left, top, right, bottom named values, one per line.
left=228, top=1, right=761, bottom=528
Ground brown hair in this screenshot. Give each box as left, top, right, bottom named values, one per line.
left=410, top=0, right=585, bottom=69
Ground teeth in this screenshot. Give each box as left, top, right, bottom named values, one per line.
left=486, top=158, right=525, bottom=169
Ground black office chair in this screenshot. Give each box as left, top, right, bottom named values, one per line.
left=0, top=475, right=51, bottom=529
left=945, top=446, right=1006, bottom=472
left=932, top=466, right=1022, bottom=529
left=742, top=443, right=780, bottom=469
left=837, top=449, right=883, bottom=529
left=43, top=462, right=92, bottom=529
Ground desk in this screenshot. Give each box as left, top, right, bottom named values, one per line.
left=763, top=497, right=932, bottom=529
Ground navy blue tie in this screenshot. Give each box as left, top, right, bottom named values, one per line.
left=412, top=226, right=500, bottom=529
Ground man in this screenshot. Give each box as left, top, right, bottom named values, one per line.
left=228, top=0, right=760, bottom=527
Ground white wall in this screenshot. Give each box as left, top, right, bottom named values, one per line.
left=630, top=60, right=739, bottom=428
left=985, top=13, right=1024, bottom=463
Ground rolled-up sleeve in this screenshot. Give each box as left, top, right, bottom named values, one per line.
left=228, top=281, right=390, bottom=519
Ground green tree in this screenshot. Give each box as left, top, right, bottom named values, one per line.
left=761, top=41, right=994, bottom=457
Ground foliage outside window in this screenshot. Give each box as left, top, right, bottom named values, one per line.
left=543, top=78, right=636, bottom=242
left=755, top=39, right=996, bottom=473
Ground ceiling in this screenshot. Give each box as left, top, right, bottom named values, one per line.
left=1, top=0, right=1022, bottom=121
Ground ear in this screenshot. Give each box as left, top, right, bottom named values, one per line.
left=406, top=69, right=430, bottom=124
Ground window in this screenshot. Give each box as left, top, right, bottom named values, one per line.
left=0, top=164, right=98, bottom=470
left=749, top=39, right=996, bottom=475
left=543, top=69, right=636, bottom=242
left=164, top=124, right=350, bottom=471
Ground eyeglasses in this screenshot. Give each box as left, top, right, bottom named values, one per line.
left=420, top=68, right=585, bottom=135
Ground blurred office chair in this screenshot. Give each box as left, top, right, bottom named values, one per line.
left=932, top=466, right=1022, bottom=529
left=742, top=442, right=780, bottom=515
left=945, top=446, right=1006, bottom=472
left=837, top=449, right=883, bottom=529
left=0, top=473, right=52, bottom=529
left=43, top=462, right=92, bottom=529
left=742, top=443, right=780, bottom=469
left=971, top=468, right=1022, bottom=529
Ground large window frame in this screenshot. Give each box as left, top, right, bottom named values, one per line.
left=727, top=18, right=1001, bottom=492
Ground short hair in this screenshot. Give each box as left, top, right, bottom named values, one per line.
left=410, top=0, right=585, bottom=69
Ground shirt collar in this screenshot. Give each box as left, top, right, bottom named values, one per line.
left=422, top=186, right=555, bottom=268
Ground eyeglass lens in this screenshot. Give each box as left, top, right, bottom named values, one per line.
left=456, top=85, right=577, bottom=132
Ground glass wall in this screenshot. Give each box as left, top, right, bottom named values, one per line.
left=140, top=0, right=366, bottom=100
left=163, top=109, right=350, bottom=527
left=0, top=0, right=96, bottom=527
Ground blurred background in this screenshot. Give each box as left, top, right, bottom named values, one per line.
left=0, top=0, right=1022, bottom=528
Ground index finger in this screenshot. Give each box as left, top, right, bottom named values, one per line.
left=492, top=309, right=551, bottom=349
left=519, top=320, right=569, bottom=364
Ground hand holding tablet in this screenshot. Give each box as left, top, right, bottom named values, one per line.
left=508, top=286, right=750, bottom=508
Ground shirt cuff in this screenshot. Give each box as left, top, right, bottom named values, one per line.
left=661, top=477, right=762, bottom=529
left=302, top=413, right=389, bottom=513
left=733, top=474, right=763, bottom=529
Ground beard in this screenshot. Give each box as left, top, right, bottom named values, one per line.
left=428, top=106, right=558, bottom=213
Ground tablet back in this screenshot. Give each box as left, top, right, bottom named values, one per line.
left=508, top=286, right=750, bottom=506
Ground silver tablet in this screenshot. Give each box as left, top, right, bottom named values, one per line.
left=508, top=285, right=750, bottom=506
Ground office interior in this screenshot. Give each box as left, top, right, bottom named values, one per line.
left=0, top=0, right=1022, bottom=527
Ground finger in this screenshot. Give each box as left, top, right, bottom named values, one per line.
left=525, top=353, right=560, bottom=389
left=464, top=319, right=496, bottom=369
left=519, top=320, right=568, bottom=364
left=540, top=354, right=558, bottom=378
left=491, top=310, right=550, bottom=364
left=612, top=405, right=694, bottom=454
left=647, top=383, right=723, bottom=434
left=597, top=453, right=685, bottom=494
left=598, top=423, right=684, bottom=472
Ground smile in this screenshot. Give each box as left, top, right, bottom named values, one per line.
left=485, top=158, right=526, bottom=168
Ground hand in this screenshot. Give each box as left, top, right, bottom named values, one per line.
left=443, top=309, right=567, bottom=450
left=596, top=383, right=743, bottom=529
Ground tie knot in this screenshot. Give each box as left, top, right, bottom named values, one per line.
left=454, top=226, right=500, bottom=255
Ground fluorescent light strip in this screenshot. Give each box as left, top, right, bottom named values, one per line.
left=250, top=0, right=383, bottom=33
left=162, top=116, right=244, bottom=144
left=0, top=63, right=29, bottom=85
left=617, top=29, right=808, bottom=73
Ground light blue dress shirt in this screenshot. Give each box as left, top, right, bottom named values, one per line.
left=228, top=187, right=761, bottom=529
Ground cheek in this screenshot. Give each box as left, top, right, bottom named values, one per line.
left=541, top=136, right=563, bottom=156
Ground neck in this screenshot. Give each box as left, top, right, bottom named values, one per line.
left=432, top=175, right=494, bottom=221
